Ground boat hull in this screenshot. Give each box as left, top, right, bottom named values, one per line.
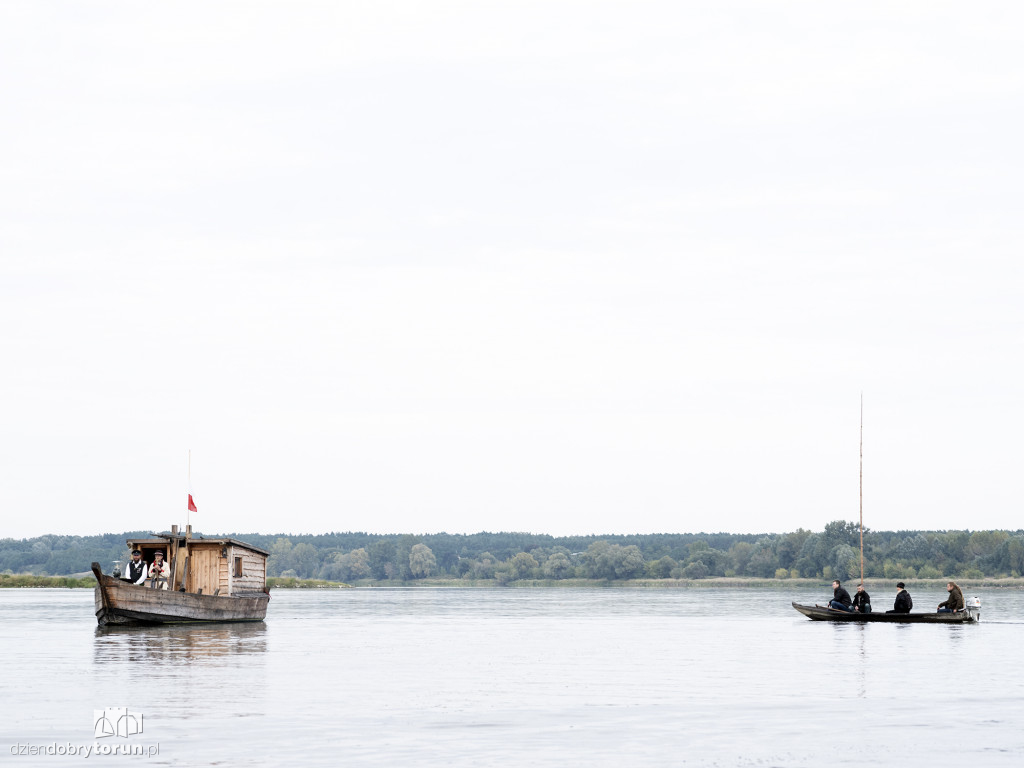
left=792, top=602, right=978, bottom=623
left=92, top=563, right=269, bottom=626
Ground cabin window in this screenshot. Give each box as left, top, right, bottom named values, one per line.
left=234, top=556, right=243, bottom=578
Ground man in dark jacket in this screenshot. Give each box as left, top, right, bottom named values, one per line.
left=852, top=584, right=871, bottom=613
left=828, top=580, right=854, bottom=612
left=887, top=582, right=912, bottom=613
left=938, top=581, right=965, bottom=613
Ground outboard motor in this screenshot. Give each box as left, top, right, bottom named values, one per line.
left=967, top=596, right=981, bottom=622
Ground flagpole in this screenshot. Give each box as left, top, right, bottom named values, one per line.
left=187, top=449, right=191, bottom=530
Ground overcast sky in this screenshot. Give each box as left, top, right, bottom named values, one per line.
left=2, top=2, right=1022, bottom=540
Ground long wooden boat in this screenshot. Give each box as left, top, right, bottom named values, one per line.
left=92, top=564, right=269, bottom=625
left=793, top=403, right=980, bottom=627
left=792, top=602, right=979, bottom=623
left=90, top=526, right=270, bottom=626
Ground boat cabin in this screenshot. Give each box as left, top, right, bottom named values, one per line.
left=126, top=525, right=268, bottom=596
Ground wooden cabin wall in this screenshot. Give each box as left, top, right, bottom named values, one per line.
left=228, top=547, right=268, bottom=595
left=218, top=551, right=230, bottom=596
left=186, top=547, right=220, bottom=595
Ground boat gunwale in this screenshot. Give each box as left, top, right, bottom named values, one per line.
left=792, top=601, right=978, bottom=624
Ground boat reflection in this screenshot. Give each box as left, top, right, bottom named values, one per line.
left=93, top=622, right=268, bottom=666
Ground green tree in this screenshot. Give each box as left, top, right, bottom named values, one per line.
left=687, top=547, right=729, bottom=577
left=368, top=539, right=397, bottom=579
left=542, top=552, right=573, bottom=579
left=967, top=531, right=1008, bottom=560
left=319, top=552, right=347, bottom=581
left=1003, top=537, right=1024, bottom=576
left=469, top=552, right=498, bottom=579
left=582, top=541, right=615, bottom=579
left=582, top=541, right=646, bottom=579
left=829, top=544, right=858, bottom=582
left=615, top=545, right=646, bottom=579
left=291, top=542, right=319, bottom=578
left=647, top=555, right=677, bottom=579
left=822, top=520, right=861, bottom=549
left=323, top=548, right=371, bottom=581
left=345, top=548, right=371, bottom=579
left=777, top=529, right=811, bottom=570
left=938, top=531, right=970, bottom=565
left=683, top=560, right=709, bottom=579
left=883, top=560, right=916, bottom=580
left=409, top=543, right=437, bottom=578
left=746, top=539, right=778, bottom=578
left=267, top=538, right=294, bottom=577
left=730, top=541, right=754, bottom=575
left=509, top=552, right=539, bottom=580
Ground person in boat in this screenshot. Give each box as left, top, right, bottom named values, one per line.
left=123, top=550, right=148, bottom=585
left=886, top=581, right=912, bottom=614
left=852, top=584, right=871, bottom=613
left=828, top=580, right=854, bottom=612
left=937, top=581, right=965, bottom=613
left=148, top=551, right=171, bottom=590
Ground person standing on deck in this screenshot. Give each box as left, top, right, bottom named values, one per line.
left=123, top=550, right=148, bottom=585
left=886, top=582, right=912, bottom=613
left=828, top=580, right=854, bottom=612
left=148, top=551, right=171, bottom=590
left=937, top=581, right=965, bottom=613
left=852, top=584, right=871, bottom=613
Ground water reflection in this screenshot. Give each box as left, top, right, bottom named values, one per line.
left=93, top=622, right=267, bottom=666
left=854, top=623, right=868, bottom=698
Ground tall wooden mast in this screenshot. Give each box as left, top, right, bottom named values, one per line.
left=859, top=394, right=864, bottom=584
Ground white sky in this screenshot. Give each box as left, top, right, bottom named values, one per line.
left=2, top=1, right=1023, bottom=540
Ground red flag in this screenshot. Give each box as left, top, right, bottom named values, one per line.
left=188, top=493, right=198, bottom=513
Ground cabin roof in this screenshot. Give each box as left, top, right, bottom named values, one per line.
left=126, top=534, right=269, bottom=557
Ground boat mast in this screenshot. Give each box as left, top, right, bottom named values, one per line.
left=859, top=394, right=864, bottom=584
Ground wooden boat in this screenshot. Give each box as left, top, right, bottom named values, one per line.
left=91, top=525, right=270, bottom=626
left=792, top=602, right=979, bottom=623
left=793, top=403, right=981, bottom=625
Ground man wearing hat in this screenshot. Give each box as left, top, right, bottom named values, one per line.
left=148, top=550, right=171, bottom=590
left=123, top=550, right=148, bottom=585
left=886, top=581, right=913, bottom=614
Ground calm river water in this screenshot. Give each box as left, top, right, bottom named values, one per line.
left=2, top=586, right=1023, bottom=767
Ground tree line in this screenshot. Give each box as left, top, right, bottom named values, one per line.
left=3, top=522, right=1024, bottom=582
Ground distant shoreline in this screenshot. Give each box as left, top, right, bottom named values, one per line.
left=4, top=574, right=1024, bottom=590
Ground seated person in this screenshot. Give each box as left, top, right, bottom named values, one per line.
left=937, top=581, right=964, bottom=613
left=828, top=579, right=854, bottom=612
left=852, top=584, right=871, bottom=613
left=148, top=551, right=171, bottom=590
left=886, top=581, right=912, bottom=613
left=123, top=550, right=148, bottom=585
